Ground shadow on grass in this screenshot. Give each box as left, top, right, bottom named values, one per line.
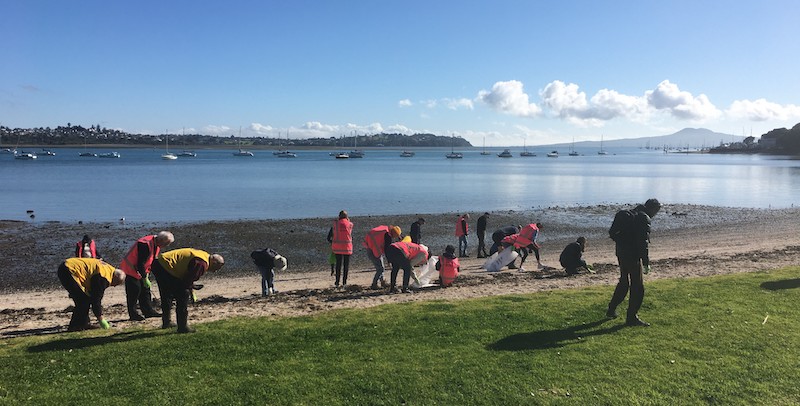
left=760, top=279, right=800, bottom=291
left=2, top=325, right=65, bottom=338
left=488, top=318, right=625, bottom=351
left=27, top=330, right=159, bottom=353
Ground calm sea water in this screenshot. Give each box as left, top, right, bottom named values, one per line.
left=2, top=147, right=798, bottom=222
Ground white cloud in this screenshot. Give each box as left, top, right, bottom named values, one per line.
left=478, top=80, right=541, bottom=117
left=538, top=80, right=647, bottom=126
left=385, top=124, right=414, bottom=134
left=398, top=99, right=413, bottom=107
left=249, top=123, right=274, bottom=135
left=727, top=98, right=800, bottom=121
left=444, top=98, right=474, bottom=110
left=645, top=80, right=721, bottom=120
left=423, top=99, right=438, bottom=109
left=203, top=125, right=233, bottom=135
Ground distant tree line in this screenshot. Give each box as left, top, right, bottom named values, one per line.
left=710, top=122, right=800, bottom=154
left=0, top=124, right=473, bottom=148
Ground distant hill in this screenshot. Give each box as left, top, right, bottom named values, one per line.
left=543, top=128, right=743, bottom=150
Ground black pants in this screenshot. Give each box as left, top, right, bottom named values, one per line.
left=386, top=245, right=413, bottom=290
left=334, top=254, right=350, bottom=286
left=477, top=232, right=488, bottom=256
left=608, top=256, right=644, bottom=321
left=57, top=264, right=91, bottom=331
left=151, top=261, right=190, bottom=330
left=125, top=275, right=157, bottom=317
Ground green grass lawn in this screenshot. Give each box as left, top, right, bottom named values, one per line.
left=2, top=268, right=800, bottom=405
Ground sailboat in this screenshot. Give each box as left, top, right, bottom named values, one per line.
left=349, top=132, right=364, bottom=158
left=520, top=139, right=535, bottom=157
left=597, top=134, right=608, bottom=155
left=480, top=137, right=491, bottom=155
left=445, top=134, right=463, bottom=159
left=161, top=133, right=178, bottom=160
left=177, top=128, right=197, bottom=157
left=569, top=137, right=579, bottom=156
left=79, top=136, right=96, bottom=157
left=274, top=131, right=297, bottom=157
left=233, top=128, right=254, bottom=156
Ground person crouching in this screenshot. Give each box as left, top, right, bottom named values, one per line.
left=151, top=248, right=224, bottom=333
left=436, top=245, right=460, bottom=287
left=386, top=240, right=429, bottom=293
left=57, top=257, right=125, bottom=332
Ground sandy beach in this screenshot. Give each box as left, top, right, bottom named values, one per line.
left=2, top=203, right=799, bottom=338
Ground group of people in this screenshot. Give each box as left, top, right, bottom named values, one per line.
left=326, top=197, right=661, bottom=327
left=60, top=231, right=224, bottom=333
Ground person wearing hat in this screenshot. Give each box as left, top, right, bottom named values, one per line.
left=410, top=217, right=425, bottom=244
left=151, top=248, right=225, bottom=333
left=607, top=198, right=661, bottom=327
left=57, top=257, right=126, bottom=331
left=436, top=245, right=461, bottom=287
left=476, top=212, right=490, bottom=258
left=250, top=248, right=287, bottom=296
left=363, top=225, right=402, bottom=289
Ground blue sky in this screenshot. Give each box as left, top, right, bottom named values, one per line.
left=2, top=0, right=799, bottom=146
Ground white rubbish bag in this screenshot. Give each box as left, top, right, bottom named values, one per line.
left=411, top=256, right=439, bottom=289
left=482, top=249, right=519, bottom=272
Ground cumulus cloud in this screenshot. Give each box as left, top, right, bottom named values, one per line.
left=444, top=98, right=474, bottom=110
left=203, top=125, right=233, bottom=135
left=645, top=80, right=721, bottom=120
left=727, top=98, right=800, bottom=121
left=385, top=124, right=414, bottom=134
left=478, top=80, right=541, bottom=117
left=250, top=123, right=274, bottom=135
left=537, top=80, right=647, bottom=126
left=398, top=99, right=413, bottom=107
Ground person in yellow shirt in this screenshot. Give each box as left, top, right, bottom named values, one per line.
left=57, top=257, right=126, bottom=332
left=151, top=248, right=224, bottom=333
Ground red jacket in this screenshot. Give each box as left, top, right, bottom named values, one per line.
left=331, top=218, right=354, bottom=255
left=454, top=216, right=469, bottom=237
left=119, top=235, right=160, bottom=279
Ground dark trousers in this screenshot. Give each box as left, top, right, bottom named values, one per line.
left=151, top=261, right=190, bottom=330
left=386, top=246, right=413, bottom=290
left=125, top=275, right=157, bottom=317
left=258, top=265, right=275, bottom=295
left=57, top=264, right=91, bottom=330
left=608, top=256, right=645, bottom=321
left=477, top=232, right=488, bottom=256
left=334, top=254, right=350, bottom=286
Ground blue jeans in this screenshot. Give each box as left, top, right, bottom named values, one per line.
left=366, top=249, right=385, bottom=286
left=458, top=235, right=468, bottom=256
left=258, top=265, right=274, bottom=295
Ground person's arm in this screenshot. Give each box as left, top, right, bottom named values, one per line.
left=635, top=214, right=652, bottom=265
left=89, top=274, right=110, bottom=320
left=327, top=227, right=333, bottom=243
left=136, top=241, right=151, bottom=278
left=183, top=258, right=209, bottom=289
left=461, top=219, right=468, bottom=235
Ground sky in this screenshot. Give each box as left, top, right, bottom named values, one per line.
left=2, top=0, right=800, bottom=146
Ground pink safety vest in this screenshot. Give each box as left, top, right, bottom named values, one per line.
left=362, top=225, right=390, bottom=258
left=331, top=218, right=354, bottom=255
left=119, top=235, right=160, bottom=279
left=454, top=216, right=469, bottom=237
left=438, top=255, right=460, bottom=287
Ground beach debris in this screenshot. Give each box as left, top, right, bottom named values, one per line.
left=762, top=314, right=769, bottom=325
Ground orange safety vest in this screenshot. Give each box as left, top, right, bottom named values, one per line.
left=331, top=218, right=354, bottom=255
left=362, top=225, right=389, bottom=258
left=64, top=257, right=115, bottom=295
left=119, top=235, right=159, bottom=279
left=75, top=240, right=97, bottom=258
left=438, top=255, right=460, bottom=287
left=515, top=223, right=539, bottom=248
left=391, top=241, right=428, bottom=266
left=157, top=248, right=210, bottom=280
left=454, top=216, right=469, bottom=237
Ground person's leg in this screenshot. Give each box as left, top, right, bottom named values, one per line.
left=175, top=287, right=192, bottom=333
left=125, top=276, right=144, bottom=320
left=341, top=255, right=350, bottom=285
left=401, top=262, right=414, bottom=291
left=477, top=233, right=486, bottom=257
left=139, top=277, right=160, bottom=316
left=386, top=247, right=403, bottom=292
left=152, top=263, right=175, bottom=328
left=267, top=268, right=275, bottom=293
left=532, top=246, right=542, bottom=267
left=334, top=254, right=343, bottom=287
left=368, top=250, right=385, bottom=288
left=258, top=265, right=269, bottom=296
left=627, top=260, right=645, bottom=322
left=58, top=265, right=91, bottom=330
left=607, top=257, right=632, bottom=317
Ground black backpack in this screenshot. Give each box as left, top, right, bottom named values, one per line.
left=608, top=209, right=636, bottom=242
left=250, top=248, right=278, bottom=267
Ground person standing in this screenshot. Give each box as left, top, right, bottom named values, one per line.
left=410, top=217, right=425, bottom=244
left=476, top=212, right=490, bottom=258
left=436, top=245, right=460, bottom=287
left=385, top=240, right=429, bottom=293
left=327, top=210, right=354, bottom=289
left=607, top=198, right=661, bottom=327
left=75, top=234, right=103, bottom=260
left=120, top=231, right=175, bottom=321
left=57, top=257, right=126, bottom=331
left=455, top=213, right=470, bottom=257
left=363, top=225, right=402, bottom=289
left=151, top=248, right=225, bottom=333
left=559, top=236, right=591, bottom=276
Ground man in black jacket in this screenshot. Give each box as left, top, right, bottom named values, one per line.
left=476, top=212, right=490, bottom=258
left=607, top=198, right=661, bottom=327
left=410, top=218, right=425, bottom=244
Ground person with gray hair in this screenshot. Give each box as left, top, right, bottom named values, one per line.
left=151, top=248, right=224, bottom=333
left=57, top=257, right=126, bottom=331
left=607, top=198, right=661, bottom=327
left=120, top=231, right=175, bottom=321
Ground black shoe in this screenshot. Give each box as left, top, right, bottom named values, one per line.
left=401, top=289, right=414, bottom=294
left=606, top=309, right=618, bottom=319
left=626, top=317, right=650, bottom=327
left=177, top=326, right=196, bottom=334
left=129, top=313, right=146, bottom=321
left=507, top=264, right=518, bottom=269
left=389, top=287, right=400, bottom=294
left=142, top=311, right=161, bottom=318
left=477, top=255, right=485, bottom=258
